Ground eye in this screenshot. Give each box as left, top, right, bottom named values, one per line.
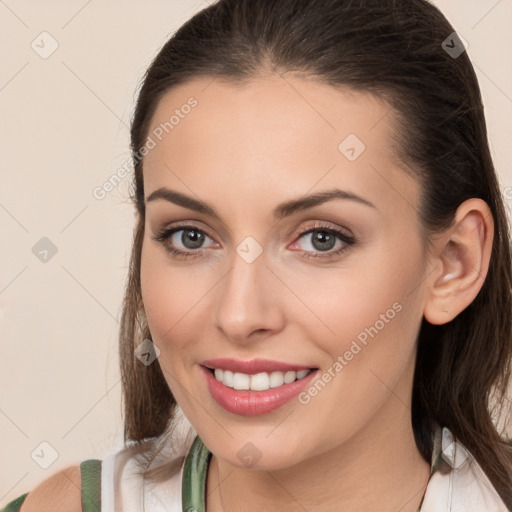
left=152, top=225, right=217, bottom=259
left=290, top=223, right=356, bottom=260
left=152, top=222, right=356, bottom=261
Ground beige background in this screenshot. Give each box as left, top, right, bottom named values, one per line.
left=1, top=0, right=511, bottom=505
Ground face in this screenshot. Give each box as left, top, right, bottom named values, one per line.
left=140, top=74, right=430, bottom=470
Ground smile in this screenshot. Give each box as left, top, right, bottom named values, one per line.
left=200, top=358, right=319, bottom=416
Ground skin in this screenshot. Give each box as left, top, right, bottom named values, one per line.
left=139, top=74, right=493, bottom=511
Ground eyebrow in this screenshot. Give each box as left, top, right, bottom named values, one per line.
left=146, top=187, right=376, bottom=220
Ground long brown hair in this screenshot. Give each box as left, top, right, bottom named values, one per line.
left=119, top=0, right=512, bottom=503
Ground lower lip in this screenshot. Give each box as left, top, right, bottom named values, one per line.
left=200, top=365, right=318, bottom=416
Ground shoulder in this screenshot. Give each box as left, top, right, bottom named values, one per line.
left=19, top=465, right=81, bottom=512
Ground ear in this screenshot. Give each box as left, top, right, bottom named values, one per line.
left=423, top=198, right=494, bottom=325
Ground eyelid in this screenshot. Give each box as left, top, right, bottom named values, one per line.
left=156, top=220, right=217, bottom=240
left=156, top=219, right=353, bottom=244
left=293, top=221, right=353, bottom=238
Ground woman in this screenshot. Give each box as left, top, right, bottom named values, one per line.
left=6, top=0, right=511, bottom=510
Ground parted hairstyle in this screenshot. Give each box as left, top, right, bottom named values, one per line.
left=119, top=0, right=512, bottom=504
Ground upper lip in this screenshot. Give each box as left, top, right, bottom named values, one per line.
left=201, top=358, right=316, bottom=374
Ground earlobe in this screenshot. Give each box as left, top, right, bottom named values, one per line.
left=423, top=198, right=494, bottom=325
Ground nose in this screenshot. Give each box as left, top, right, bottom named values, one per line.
left=213, top=249, right=285, bottom=344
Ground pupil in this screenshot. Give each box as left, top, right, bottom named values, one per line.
left=182, top=229, right=204, bottom=249
left=312, top=231, right=335, bottom=251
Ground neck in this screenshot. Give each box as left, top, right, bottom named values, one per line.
left=205, top=370, right=431, bottom=511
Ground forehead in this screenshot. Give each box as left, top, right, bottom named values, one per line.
left=142, top=75, right=420, bottom=219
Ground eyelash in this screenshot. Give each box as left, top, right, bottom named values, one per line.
left=151, top=222, right=356, bottom=261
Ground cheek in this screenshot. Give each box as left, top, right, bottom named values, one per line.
left=288, top=254, right=423, bottom=451
left=284, top=246, right=425, bottom=436
left=281, top=242, right=421, bottom=359
left=140, top=241, right=197, bottom=350
left=140, top=238, right=222, bottom=365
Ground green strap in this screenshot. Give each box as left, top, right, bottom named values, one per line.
left=0, top=493, right=28, bottom=512
left=182, top=435, right=212, bottom=512
left=80, top=459, right=102, bottom=512
left=0, top=460, right=101, bottom=512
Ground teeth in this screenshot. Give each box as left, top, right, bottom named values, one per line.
left=284, top=371, right=296, bottom=384
left=233, top=372, right=250, bottom=390
left=297, top=369, right=309, bottom=379
left=269, top=371, right=284, bottom=388
left=223, top=370, right=234, bottom=387
left=212, top=368, right=312, bottom=391
left=250, top=372, right=270, bottom=391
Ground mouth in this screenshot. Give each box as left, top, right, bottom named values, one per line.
left=200, top=361, right=319, bottom=416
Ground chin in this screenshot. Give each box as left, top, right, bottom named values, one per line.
left=208, top=434, right=310, bottom=472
